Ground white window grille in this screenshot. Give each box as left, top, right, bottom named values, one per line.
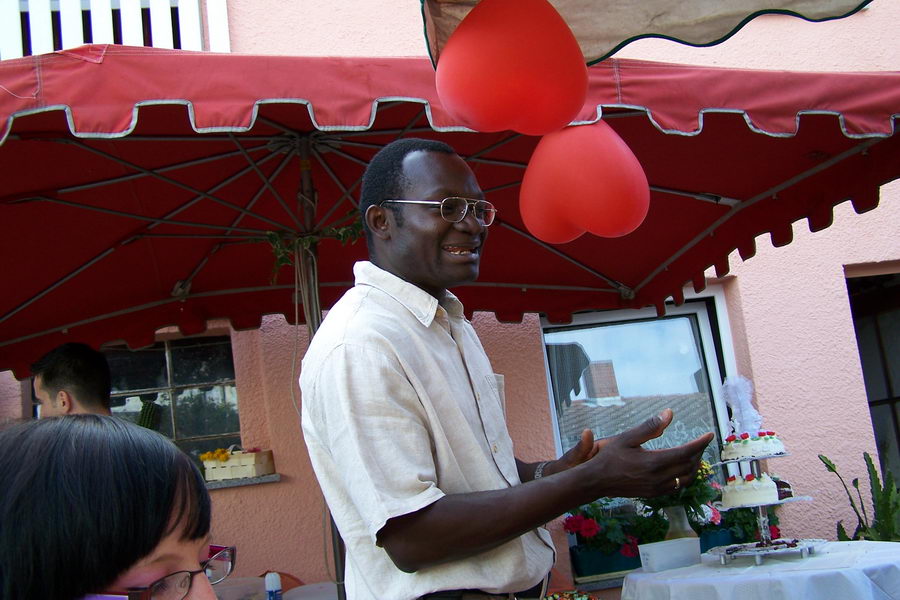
left=0, top=0, right=230, bottom=60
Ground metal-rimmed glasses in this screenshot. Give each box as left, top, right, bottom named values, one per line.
left=379, top=197, right=497, bottom=226
left=81, top=544, right=236, bottom=600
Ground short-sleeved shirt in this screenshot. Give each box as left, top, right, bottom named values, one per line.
left=300, top=261, right=555, bottom=600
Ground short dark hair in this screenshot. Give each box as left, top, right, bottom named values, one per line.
left=0, top=415, right=211, bottom=600
left=31, top=342, right=112, bottom=410
left=360, top=138, right=457, bottom=247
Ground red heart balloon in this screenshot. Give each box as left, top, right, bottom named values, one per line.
left=521, top=122, right=650, bottom=243
left=435, top=0, right=587, bottom=136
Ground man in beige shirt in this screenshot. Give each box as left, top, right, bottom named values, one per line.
left=300, top=138, right=712, bottom=600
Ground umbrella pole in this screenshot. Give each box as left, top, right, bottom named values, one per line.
left=297, top=139, right=347, bottom=600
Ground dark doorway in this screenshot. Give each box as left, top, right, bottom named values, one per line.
left=847, top=273, right=900, bottom=482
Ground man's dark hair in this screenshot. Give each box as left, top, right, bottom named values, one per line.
left=31, top=342, right=112, bottom=410
left=360, top=137, right=457, bottom=246
left=0, top=415, right=211, bottom=600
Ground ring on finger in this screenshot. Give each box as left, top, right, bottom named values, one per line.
left=674, top=476, right=681, bottom=490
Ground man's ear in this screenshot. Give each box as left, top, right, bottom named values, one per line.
left=56, top=390, right=75, bottom=414
left=365, top=205, right=392, bottom=241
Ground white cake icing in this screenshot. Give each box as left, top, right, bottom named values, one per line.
left=721, top=473, right=779, bottom=508
left=721, top=431, right=786, bottom=461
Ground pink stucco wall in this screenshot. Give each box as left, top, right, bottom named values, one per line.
left=0, top=371, right=23, bottom=421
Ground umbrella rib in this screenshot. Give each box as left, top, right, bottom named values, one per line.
left=467, top=157, right=528, bottom=169
left=323, top=146, right=371, bottom=167
left=635, top=137, right=883, bottom=293
left=0, top=248, right=115, bottom=325
left=228, top=133, right=304, bottom=229
left=396, top=107, right=427, bottom=140
left=463, top=282, right=619, bottom=293
left=29, top=196, right=270, bottom=235
left=497, top=221, right=630, bottom=294
left=332, top=127, right=439, bottom=138
left=7, top=144, right=269, bottom=198
left=650, top=185, right=740, bottom=207
left=139, top=233, right=259, bottom=240
left=175, top=151, right=298, bottom=290
left=65, top=140, right=288, bottom=230
left=143, top=150, right=285, bottom=234
left=113, top=135, right=278, bottom=141
left=312, top=148, right=362, bottom=229
left=465, top=134, right=523, bottom=160
left=483, top=181, right=521, bottom=194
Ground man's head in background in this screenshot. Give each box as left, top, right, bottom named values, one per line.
left=31, top=343, right=112, bottom=417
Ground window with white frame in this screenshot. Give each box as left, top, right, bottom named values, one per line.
left=104, top=335, right=240, bottom=461
left=542, top=295, right=734, bottom=474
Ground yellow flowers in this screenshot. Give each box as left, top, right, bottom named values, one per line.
left=200, top=448, right=231, bottom=462
left=699, top=460, right=714, bottom=479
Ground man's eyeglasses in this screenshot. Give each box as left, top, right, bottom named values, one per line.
left=82, top=544, right=236, bottom=600
left=379, top=197, right=497, bottom=226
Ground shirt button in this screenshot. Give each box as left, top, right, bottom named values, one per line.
left=492, top=444, right=499, bottom=453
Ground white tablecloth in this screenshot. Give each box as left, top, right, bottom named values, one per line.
left=621, top=541, right=900, bottom=600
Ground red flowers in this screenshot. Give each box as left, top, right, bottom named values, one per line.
left=725, top=434, right=737, bottom=442
left=563, top=514, right=601, bottom=538
left=740, top=432, right=750, bottom=440
left=620, top=535, right=639, bottom=557
left=745, top=474, right=756, bottom=482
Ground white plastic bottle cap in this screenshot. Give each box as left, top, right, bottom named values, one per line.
left=265, top=571, right=282, bottom=592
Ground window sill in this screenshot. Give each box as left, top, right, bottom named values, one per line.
left=206, top=473, right=281, bottom=490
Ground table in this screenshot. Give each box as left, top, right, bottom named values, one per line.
left=621, top=541, right=900, bottom=600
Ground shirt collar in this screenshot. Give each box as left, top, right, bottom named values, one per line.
left=353, top=261, right=465, bottom=326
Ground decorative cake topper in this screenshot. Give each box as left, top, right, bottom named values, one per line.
left=722, top=375, right=762, bottom=435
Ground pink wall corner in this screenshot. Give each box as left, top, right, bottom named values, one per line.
left=211, top=316, right=330, bottom=583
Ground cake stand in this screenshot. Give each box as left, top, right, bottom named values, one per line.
left=710, top=456, right=818, bottom=565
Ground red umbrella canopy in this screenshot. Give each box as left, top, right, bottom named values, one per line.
left=1, top=45, right=898, bottom=377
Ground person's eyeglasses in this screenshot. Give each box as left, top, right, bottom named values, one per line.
left=81, top=544, right=236, bottom=600
left=380, top=197, right=497, bottom=226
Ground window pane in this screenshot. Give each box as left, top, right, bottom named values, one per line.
left=877, top=308, right=900, bottom=396
left=106, top=343, right=168, bottom=393
left=177, top=434, right=242, bottom=465
left=110, top=391, right=174, bottom=438
left=170, top=337, right=235, bottom=386
left=174, top=384, right=239, bottom=439
left=545, top=315, right=721, bottom=467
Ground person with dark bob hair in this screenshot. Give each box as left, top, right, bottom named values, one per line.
left=0, top=415, right=234, bottom=600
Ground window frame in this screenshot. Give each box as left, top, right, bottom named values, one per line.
left=106, top=335, right=240, bottom=447
left=540, top=285, right=737, bottom=465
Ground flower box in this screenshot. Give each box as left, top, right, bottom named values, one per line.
left=570, top=545, right=641, bottom=577
left=203, top=450, right=274, bottom=481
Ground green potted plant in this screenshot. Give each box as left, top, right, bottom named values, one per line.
left=563, top=498, right=667, bottom=577
left=819, top=452, right=899, bottom=541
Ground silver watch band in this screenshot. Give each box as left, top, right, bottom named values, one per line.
left=533, top=461, right=550, bottom=480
